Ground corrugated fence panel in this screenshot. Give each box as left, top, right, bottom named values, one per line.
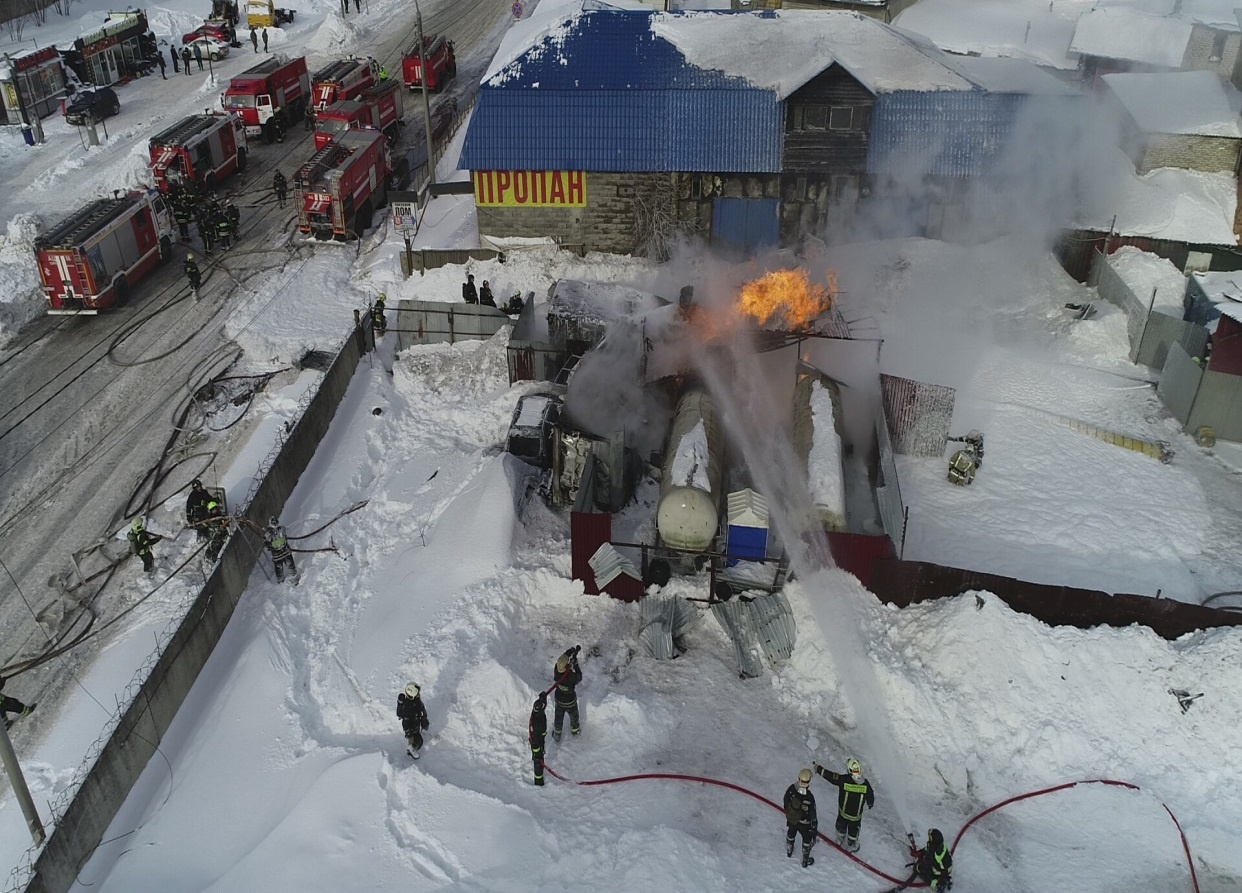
left=873, top=405, right=905, bottom=555
left=1186, top=369, right=1242, bottom=442
left=880, top=373, right=955, bottom=457
left=395, top=300, right=511, bottom=352
left=1157, top=342, right=1204, bottom=425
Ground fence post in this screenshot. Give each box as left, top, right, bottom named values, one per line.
left=1135, top=287, right=1157, bottom=366
left=448, top=308, right=455, bottom=344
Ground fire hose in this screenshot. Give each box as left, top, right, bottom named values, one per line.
left=540, top=760, right=1200, bottom=893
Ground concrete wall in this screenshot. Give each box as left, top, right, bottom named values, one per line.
left=1138, top=133, right=1240, bottom=175
left=23, top=316, right=371, bottom=893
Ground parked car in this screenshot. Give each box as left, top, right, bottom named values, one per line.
left=182, top=22, right=234, bottom=45
left=63, top=87, right=120, bottom=126
left=186, top=36, right=230, bottom=61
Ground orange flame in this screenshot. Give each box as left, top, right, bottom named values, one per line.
left=738, top=269, right=837, bottom=329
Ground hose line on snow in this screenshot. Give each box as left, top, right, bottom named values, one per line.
left=540, top=766, right=1201, bottom=893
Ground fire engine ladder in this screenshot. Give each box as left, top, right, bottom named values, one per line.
left=297, top=142, right=348, bottom=186
left=155, top=116, right=211, bottom=147
left=63, top=200, right=124, bottom=245
left=73, top=256, right=91, bottom=286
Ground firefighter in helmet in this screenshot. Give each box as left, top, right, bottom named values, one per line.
left=128, top=517, right=160, bottom=574
left=204, top=499, right=230, bottom=562
left=371, top=293, right=388, bottom=336
left=914, top=828, right=953, bottom=891
left=184, top=254, right=201, bottom=292
left=185, top=479, right=211, bottom=541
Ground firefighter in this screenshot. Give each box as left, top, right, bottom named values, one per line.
left=784, top=767, right=819, bottom=868
left=502, top=291, right=525, bottom=315
left=173, top=194, right=193, bottom=241
left=215, top=207, right=232, bottom=250
left=226, top=200, right=241, bottom=243
left=272, top=107, right=289, bottom=143
left=184, top=254, right=201, bottom=292
left=304, top=103, right=315, bottom=132
left=264, top=517, right=297, bottom=582
left=914, top=828, right=953, bottom=891
left=273, top=170, right=288, bottom=208
left=529, top=693, right=547, bottom=786
left=397, top=682, right=429, bottom=759
left=197, top=209, right=215, bottom=254
left=185, top=479, right=211, bottom=541
left=479, top=280, right=496, bottom=307
left=371, top=293, right=388, bottom=335
left=378, top=64, right=389, bottom=80
left=0, top=676, right=35, bottom=731
left=462, top=273, right=478, bottom=304
left=204, top=499, right=229, bottom=562
left=128, top=517, right=160, bottom=574
left=813, top=757, right=875, bottom=852
left=551, top=645, right=582, bottom=738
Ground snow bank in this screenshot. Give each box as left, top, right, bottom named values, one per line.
left=0, top=214, right=44, bottom=344
left=807, top=381, right=844, bottom=519
left=669, top=419, right=711, bottom=490
left=1106, top=245, right=1187, bottom=314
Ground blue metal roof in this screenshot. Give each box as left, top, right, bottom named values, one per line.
left=462, top=10, right=783, bottom=172
left=868, top=91, right=1028, bottom=178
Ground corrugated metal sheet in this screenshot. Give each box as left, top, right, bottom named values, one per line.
left=394, top=300, right=511, bottom=353
left=873, top=405, right=905, bottom=555
left=639, top=595, right=701, bottom=660
left=711, top=599, right=766, bottom=678
left=749, top=591, right=796, bottom=665
left=461, top=10, right=783, bottom=173
left=868, top=91, right=1031, bottom=178
left=880, top=373, right=956, bottom=457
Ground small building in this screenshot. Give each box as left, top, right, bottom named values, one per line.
left=74, top=9, right=150, bottom=87
left=0, top=47, right=68, bottom=125
left=1070, top=6, right=1241, bottom=87
left=767, top=0, right=917, bottom=25
left=1104, top=70, right=1242, bottom=174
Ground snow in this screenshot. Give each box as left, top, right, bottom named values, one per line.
left=1106, top=245, right=1188, bottom=314
left=1069, top=7, right=1193, bottom=68
left=893, top=0, right=1082, bottom=70
left=807, top=381, right=844, bottom=518
left=1077, top=148, right=1239, bottom=245
left=650, top=10, right=975, bottom=98
left=669, top=418, right=711, bottom=490
left=1104, top=70, right=1242, bottom=138
left=4, top=0, right=1242, bottom=890
left=1191, top=269, right=1242, bottom=303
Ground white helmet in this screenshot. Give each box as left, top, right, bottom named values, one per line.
left=847, top=757, right=862, bottom=779
left=797, top=767, right=813, bottom=787
left=404, top=682, right=420, bottom=699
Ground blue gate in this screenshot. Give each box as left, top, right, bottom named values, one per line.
left=712, top=198, right=780, bottom=253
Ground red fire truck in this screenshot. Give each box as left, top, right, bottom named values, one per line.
left=402, top=34, right=455, bottom=93
left=35, top=190, right=176, bottom=314
left=295, top=129, right=389, bottom=240
left=149, top=113, right=248, bottom=192
left=223, top=55, right=311, bottom=141
left=310, top=57, right=379, bottom=111
left=313, top=81, right=404, bottom=150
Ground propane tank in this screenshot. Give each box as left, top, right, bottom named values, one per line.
left=657, top=385, right=724, bottom=551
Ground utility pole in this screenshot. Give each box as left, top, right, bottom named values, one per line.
left=412, top=0, right=436, bottom=189
left=0, top=720, right=46, bottom=845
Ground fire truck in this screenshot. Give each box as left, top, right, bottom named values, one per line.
left=313, top=81, right=404, bottom=150
left=223, top=55, right=311, bottom=141
left=295, top=129, right=389, bottom=240
left=149, top=113, right=248, bottom=192
left=401, top=34, right=455, bottom=93
left=35, top=190, right=176, bottom=314
left=310, top=56, right=379, bottom=111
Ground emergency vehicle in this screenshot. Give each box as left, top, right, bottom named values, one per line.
left=223, top=55, right=310, bottom=140
left=313, top=80, right=403, bottom=150
left=310, top=56, right=379, bottom=111
left=148, top=113, right=248, bottom=192
left=295, top=129, right=389, bottom=240
left=35, top=190, right=175, bottom=314
left=401, top=34, right=455, bottom=93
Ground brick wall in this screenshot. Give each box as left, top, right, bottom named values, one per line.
left=1183, top=24, right=1241, bottom=79
left=1139, top=133, right=1240, bottom=174
left=475, top=172, right=679, bottom=256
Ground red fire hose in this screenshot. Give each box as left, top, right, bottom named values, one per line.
left=541, top=763, right=1200, bottom=893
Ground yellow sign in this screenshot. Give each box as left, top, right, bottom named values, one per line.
left=3, top=83, right=18, bottom=112
left=474, top=170, right=586, bottom=207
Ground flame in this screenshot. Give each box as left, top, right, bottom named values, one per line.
left=739, top=269, right=836, bottom=328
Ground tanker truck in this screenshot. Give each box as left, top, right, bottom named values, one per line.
left=656, top=385, right=724, bottom=552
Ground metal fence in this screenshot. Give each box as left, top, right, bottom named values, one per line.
left=392, top=299, right=511, bottom=351
left=1091, top=249, right=1208, bottom=369
left=873, top=404, right=906, bottom=558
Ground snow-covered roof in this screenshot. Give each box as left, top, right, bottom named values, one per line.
left=1100, top=0, right=1242, bottom=29
left=650, top=10, right=975, bottom=97
left=1069, top=7, right=1193, bottom=67
left=1104, top=71, right=1242, bottom=137
left=1106, top=246, right=1188, bottom=313
left=945, top=55, right=1079, bottom=94
left=893, top=0, right=1081, bottom=71
left=1191, top=269, right=1242, bottom=303
left=1076, top=149, right=1239, bottom=245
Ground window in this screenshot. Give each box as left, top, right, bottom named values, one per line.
left=829, top=106, right=853, bottom=130
left=804, top=105, right=827, bottom=130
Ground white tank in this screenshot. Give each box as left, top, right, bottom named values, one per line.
left=657, top=386, right=724, bottom=551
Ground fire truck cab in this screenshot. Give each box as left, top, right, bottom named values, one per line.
left=223, top=55, right=310, bottom=140
left=148, top=113, right=248, bottom=192
left=35, top=191, right=175, bottom=314
left=402, top=34, right=455, bottom=93
left=313, top=80, right=403, bottom=150
left=310, top=56, right=379, bottom=111
left=295, top=129, right=389, bottom=241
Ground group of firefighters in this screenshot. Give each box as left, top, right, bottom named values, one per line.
left=784, top=759, right=953, bottom=889
left=172, top=185, right=242, bottom=255
left=124, top=479, right=297, bottom=582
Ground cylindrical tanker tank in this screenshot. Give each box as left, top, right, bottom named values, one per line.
left=657, top=385, right=724, bottom=551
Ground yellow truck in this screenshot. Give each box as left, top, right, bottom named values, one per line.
left=247, top=0, right=295, bottom=29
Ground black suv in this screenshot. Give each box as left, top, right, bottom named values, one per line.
left=64, top=87, right=120, bottom=126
